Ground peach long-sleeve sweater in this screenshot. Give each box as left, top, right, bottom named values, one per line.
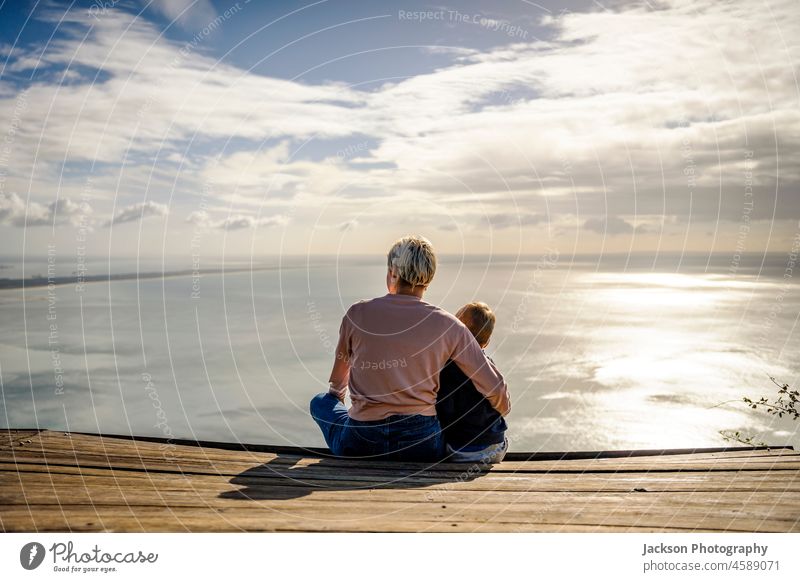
left=328, top=293, right=510, bottom=421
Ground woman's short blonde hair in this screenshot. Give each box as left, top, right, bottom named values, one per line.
left=387, top=235, right=437, bottom=288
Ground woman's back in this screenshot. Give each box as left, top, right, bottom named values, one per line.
left=329, top=293, right=509, bottom=421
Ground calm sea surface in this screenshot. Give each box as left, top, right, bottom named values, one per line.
left=1, top=254, right=798, bottom=451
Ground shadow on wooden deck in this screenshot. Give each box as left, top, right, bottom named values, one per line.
left=220, top=454, right=481, bottom=501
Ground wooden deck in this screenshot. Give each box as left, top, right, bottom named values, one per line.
left=1, top=429, right=799, bottom=532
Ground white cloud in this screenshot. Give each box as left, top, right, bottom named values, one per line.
left=185, top=210, right=288, bottom=230
left=219, top=214, right=289, bottom=231
left=150, top=0, right=218, bottom=31
left=583, top=215, right=635, bottom=235
left=486, top=213, right=548, bottom=229
left=0, top=10, right=365, bottom=169
left=106, top=201, right=169, bottom=226
left=0, top=193, right=90, bottom=227
left=339, top=218, right=358, bottom=232
left=420, top=46, right=480, bottom=58
left=185, top=210, right=211, bottom=227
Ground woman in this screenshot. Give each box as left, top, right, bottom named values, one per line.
left=309, top=235, right=510, bottom=462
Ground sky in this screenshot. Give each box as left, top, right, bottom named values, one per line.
left=0, top=0, right=798, bottom=260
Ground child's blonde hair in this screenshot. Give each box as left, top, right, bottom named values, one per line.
left=456, top=301, right=495, bottom=347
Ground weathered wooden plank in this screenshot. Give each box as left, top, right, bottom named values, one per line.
left=4, top=482, right=800, bottom=520
left=15, top=429, right=786, bottom=460
left=0, top=508, right=704, bottom=533
left=6, top=430, right=795, bottom=467
left=0, top=504, right=794, bottom=533
left=18, top=431, right=799, bottom=461
left=16, top=431, right=799, bottom=466
left=5, top=462, right=799, bottom=493
left=4, top=498, right=797, bottom=527
left=5, top=449, right=799, bottom=480
left=4, top=466, right=798, bottom=500
left=2, top=461, right=793, bottom=503
left=6, top=465, right=800, bottom=491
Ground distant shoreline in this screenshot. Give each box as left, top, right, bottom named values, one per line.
left=0, top=266, right=280, bottom=291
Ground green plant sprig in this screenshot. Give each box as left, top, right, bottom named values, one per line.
left=718, top=430, right=767, bottom=448
left=742, top=376, right=800, bottom=421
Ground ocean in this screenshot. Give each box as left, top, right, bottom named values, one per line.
left=1, top=253, right=798, bottom=452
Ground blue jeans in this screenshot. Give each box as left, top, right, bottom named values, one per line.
left=309, top=393, right=445, bottom=462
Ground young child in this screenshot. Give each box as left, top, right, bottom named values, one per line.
left=436, top=301, right=508, bottom=464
